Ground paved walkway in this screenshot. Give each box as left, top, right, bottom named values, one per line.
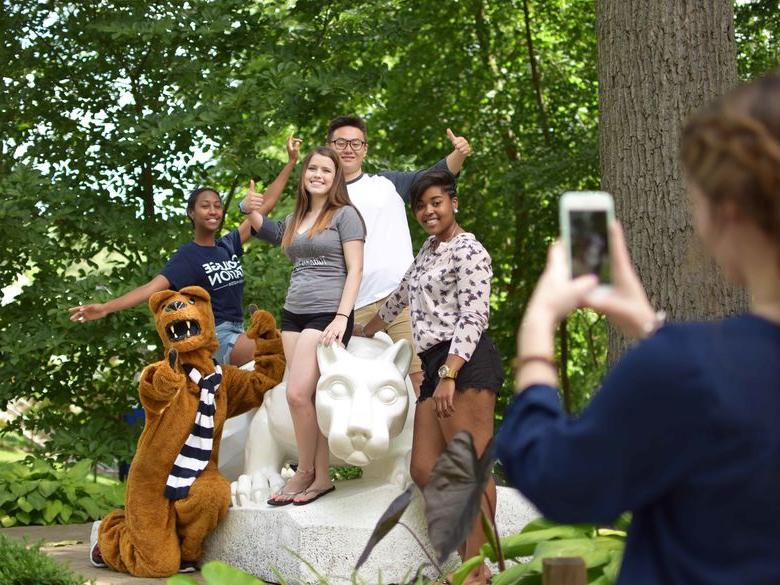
left=0, top=523, right=206, bottom=584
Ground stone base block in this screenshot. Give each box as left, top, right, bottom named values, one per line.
left=203, top=479, right=538, bottom=584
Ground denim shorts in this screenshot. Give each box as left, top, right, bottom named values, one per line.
left=418, top=335, right=504, bottom=402
left=214, top=320, right=244, bottom=364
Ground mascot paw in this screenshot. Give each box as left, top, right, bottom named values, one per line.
left=246, top=309, right=277, bottom=341
left=231, top=471, right=284, bottom=508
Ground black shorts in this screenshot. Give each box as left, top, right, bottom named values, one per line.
left=280, top=309, right=355, bottom=347
left=418, top=335, right=504, bottom=403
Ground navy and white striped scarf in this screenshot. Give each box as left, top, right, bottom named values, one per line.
left=164, top=362, right=222, bottom=500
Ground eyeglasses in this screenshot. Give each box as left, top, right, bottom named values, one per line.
left=329, top=138, right=366, bottom=151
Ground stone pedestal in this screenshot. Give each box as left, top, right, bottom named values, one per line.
left=203, top=479, right=538, bottom=584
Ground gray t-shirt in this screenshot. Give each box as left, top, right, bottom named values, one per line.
left=255, top=205, right=366, bottom=313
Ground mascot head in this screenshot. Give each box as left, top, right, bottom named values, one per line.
left=149, top=286, right=218, bottom=357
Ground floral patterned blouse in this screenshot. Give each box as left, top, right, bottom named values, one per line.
left=378, top=232, right=492, bottom=361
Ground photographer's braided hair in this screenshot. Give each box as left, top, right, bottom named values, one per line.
left=680, top=71, right=780, bottom=245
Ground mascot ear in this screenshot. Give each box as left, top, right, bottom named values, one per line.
left=380, top=339, right=412, bottom=378
left=317, top=342, right=350, bottom=373
left=149, top=289, right=177, bottom=314
left=179, top=286, right=211, bottom=303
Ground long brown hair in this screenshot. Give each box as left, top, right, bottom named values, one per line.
left=680, top=70, right=780, bottom=244
left=281, top=146, right=357, bottom=248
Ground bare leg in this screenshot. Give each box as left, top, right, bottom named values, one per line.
left=438, top=388, right=496, bottom=583
left=269, top=330, right=323, bottom=502
left=409, top=398, right=446, bottom=489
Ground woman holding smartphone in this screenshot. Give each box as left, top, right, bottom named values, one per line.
left=357, top=170, right=503, bottom=585
left=251, top=146, right=365, bottom=506
left=68, top=137, right=300, bottom=365
left=497, top=71, right=780, bottom=584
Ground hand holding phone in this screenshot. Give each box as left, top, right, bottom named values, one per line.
left=559, top=191, right=615, bottom=287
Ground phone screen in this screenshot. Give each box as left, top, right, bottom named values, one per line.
left=568, top=210, right=611, bottom=283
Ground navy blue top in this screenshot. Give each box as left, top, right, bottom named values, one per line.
left=160, top=230, right=244, bottom=324
left=495, top=315, right=780, bottom=585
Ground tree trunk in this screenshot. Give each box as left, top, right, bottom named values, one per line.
left=597, top=0, right=747, bottom=360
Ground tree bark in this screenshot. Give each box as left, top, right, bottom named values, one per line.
left=597, top=0, right=747, bottom=360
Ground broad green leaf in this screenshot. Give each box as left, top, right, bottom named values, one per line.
left=43, top=499, right=64, bottom=524
left=78, top=496, right=102, bottom=519
left=493, top=526, right=590, bottom=561
left=527, top=540, right=611, bottom=572
left=1, top=515, right=17, bottom=528
left=491, top=560, right=535, bottom=585
left=37, top=480, right=59, bottom=498
left=26, top=490, right=47, bottom=511
left=59, top=503, right=73, bottom=523
left=201, top=560, right=266, bottom=584
left=16, top=495, right=33, bottom=513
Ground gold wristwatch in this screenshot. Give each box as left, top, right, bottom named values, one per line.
left=437, top=364, right=459, bottom=380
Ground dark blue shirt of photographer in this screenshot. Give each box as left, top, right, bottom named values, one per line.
left=160, top=229, right=244, bottom=324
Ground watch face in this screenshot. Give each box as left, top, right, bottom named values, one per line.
left=438, top=365, right=448, bottom=378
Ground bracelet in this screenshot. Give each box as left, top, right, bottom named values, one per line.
left=512, top=355, right=558, bottom=371
left=335, top=312, right=350, bottom=319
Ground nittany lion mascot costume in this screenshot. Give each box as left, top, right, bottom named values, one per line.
left=91, top=286, right=285, bottom=577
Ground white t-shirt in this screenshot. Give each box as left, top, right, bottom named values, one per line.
left=347, top=159, right=450, bottom=309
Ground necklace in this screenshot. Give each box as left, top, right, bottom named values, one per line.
left=435, top=222, right=462, bottom=247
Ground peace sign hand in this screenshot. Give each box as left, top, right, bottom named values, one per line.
left=446, top=128, right=471, bottom=157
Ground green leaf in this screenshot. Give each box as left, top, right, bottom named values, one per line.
left=494, top=526, right=590, bottom=561
left=26, top=490, right=47, bottom=511
left=59, top=504, right=73, bottom=523
left=17, top=495, right=33, bottom=513
left=43, top=499, right=64, bottom=524
left=1, top=515, right=17, bottom=528
left=37, top=480, right=59, bottom=498
left=527, top=540, right=611, bottom=573
left=452, top=554, right=486, bottom=585
left=491, top=561, right=534, bottom=585
left=167, top=576, right=199, bottom=585
left=65, top=459, right=93, bottom=481
left=77, top=497, right=102, bottom=519
left=201, top=560, right=266, bottom=584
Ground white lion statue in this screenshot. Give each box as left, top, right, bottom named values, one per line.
left=224, top=332, right=415, bottom=508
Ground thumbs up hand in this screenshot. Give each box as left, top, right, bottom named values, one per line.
left=446, top=128, right=471, bottom=157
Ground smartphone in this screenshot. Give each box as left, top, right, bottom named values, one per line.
left=559, top=191, right=614, bottom=286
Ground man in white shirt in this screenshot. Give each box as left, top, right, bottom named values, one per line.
left=326, top=115, right=471, bottom=395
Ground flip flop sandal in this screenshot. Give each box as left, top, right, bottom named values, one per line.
left=267, top=483, right=306, bottom=506
left=292, top=485, right=336, bottom=506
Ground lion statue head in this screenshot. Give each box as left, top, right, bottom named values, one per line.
left=315, top=335, right=412, bottom=466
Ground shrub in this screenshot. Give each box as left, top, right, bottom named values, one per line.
left=0, top=535, right=84, bottom=585
left=0, top=459, right=125, bottom=527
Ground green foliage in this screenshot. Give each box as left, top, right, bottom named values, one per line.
left=2, top=0, right=773, bottom=463
left=0, top=459, right=124, bottom=527
left=0, top=535, right=85, bottom=585
left=452, top=517, right=627, bottom=585
left=169, top=561, right=266, bottom=585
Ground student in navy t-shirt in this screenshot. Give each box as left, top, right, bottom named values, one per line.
left=497, top=71, right=780, bottom=584
left=69, top=137, right=301, bottom=365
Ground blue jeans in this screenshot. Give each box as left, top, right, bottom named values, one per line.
left=214, top=321, right=244, bottom=364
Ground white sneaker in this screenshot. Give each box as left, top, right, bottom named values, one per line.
left=89, top=520, right=107, bottom=568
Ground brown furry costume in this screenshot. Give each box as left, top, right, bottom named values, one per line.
left=97, top=286, right=285, bottom=577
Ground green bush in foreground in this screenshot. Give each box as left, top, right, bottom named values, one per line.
left=0, top=535, right=84, bottom=585
left=0, top=459, right=125, bottom=527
